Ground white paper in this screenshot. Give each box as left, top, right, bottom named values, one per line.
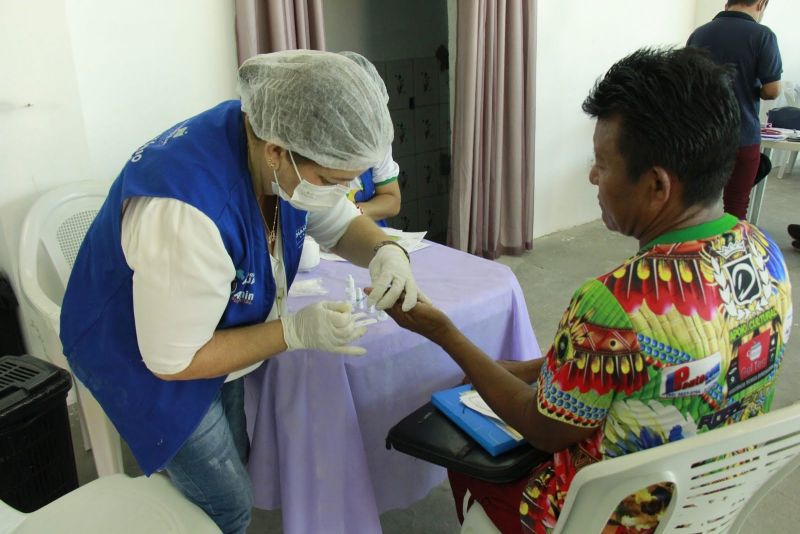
left=320, top=251, right=349, bottom=262
left=459, top=390, right=524, bottom=441
left=761, top=126, right=798, bottom=141
left=288, top=277, right=328, bottom=296
left=381, top=227, right=429, bottom=252
left=459, top=390, right=501, bottom=419
left=319, top=227, right=430, bottom=262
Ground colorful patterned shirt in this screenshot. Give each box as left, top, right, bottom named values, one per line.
left=521, top=215, right=793, bottom=533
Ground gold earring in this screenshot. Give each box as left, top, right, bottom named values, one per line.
left=267, top=159, right=276, bottom=169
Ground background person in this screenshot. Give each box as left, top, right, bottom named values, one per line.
left=789, top=223, right=800, bottom=249
left=688, top=0, right=782, bottom=219
left=347, top=148, right=402, bottom=226
left=338, top=51, right=402, bottom=226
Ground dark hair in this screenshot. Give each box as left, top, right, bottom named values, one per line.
left=582, top=47, right=740, bottom=207
left=726, top=0, right=760, bottom=7
left=289, top=150, right=315, bottom=165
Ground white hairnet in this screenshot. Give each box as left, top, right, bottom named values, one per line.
left=337, top=51, right=389, bottom=103
left=238, top=50, right=393, bottom=171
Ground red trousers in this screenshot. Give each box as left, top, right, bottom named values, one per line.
left=724, top=144, right=761, bottom=219
left=448, top=469, right=531, bottom=533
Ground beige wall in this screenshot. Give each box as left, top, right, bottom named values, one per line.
left=0, top=0, right=239, bottom=283
left=533, top=0, right=698, bottom=238
left=0, top=0, right=239, bottom=359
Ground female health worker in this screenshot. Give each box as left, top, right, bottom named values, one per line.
left=59, top=50, right=426, bottom=534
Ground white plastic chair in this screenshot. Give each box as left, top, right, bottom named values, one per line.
left=462, top=403, right=800, bottom=534
left=17, top=180, right=124, bottom=477
left=0, top=474, right=220, bottom=533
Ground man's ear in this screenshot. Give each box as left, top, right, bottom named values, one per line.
left=646, top=166, right=674, bottom=208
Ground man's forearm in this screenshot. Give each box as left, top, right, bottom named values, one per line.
left=433, top=328, right=591, bottom=452
left=760, top=81, right=781, bottom=100
left=434, top=328, right=540, bottom=437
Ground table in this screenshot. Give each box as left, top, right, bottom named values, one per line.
left=750, top=137, right=800, bottom=224
left=244, top=241, right=541, bottom=534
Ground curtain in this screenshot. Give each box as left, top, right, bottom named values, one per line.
left=235, top=0, right=326, bottom=63
left=448, top=0, right=536, bottom=259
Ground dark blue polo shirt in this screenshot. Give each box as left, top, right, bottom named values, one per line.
left=688, top=11, right=782, bottom=146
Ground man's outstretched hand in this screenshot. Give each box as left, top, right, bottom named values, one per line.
left=365, top=288, right=454, bottom=344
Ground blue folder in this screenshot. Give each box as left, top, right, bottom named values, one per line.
left=431, top=384, right=525, bottom=457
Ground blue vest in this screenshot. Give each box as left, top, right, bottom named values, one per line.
left=60, top=101, right=308, bottom=474
left=353, top=168, right=388, bottom=227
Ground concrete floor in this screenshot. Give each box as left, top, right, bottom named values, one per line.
left=67, top=170, right=800, bottom=533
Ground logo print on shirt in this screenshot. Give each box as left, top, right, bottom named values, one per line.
left=129, top=122, right=190, bottom=163
left=295, top=223, right=307, bottom=248
left=168, top=126, right=188, bottom=139
left=726, top=328, right=777, bottom=396
left=230, top=270, right=256, bottom=305
left=158, top=122, right=190, bottom=146
left=698, top=400, right=741, bottom=430
left=716, top=240, right=746, bottom=259
left=724, top=255, right=761, bottom=305
left=660, top=353, right=721, bottom=398
left=130, top=140, right=156, bottom=163
left=737, top=330, right=771, bottom=381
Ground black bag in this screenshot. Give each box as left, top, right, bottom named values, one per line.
left=386, top=401, right=550, bottom=484
left=0, top=275, right=26, bottom=356
left=754, top=152, right=772, bottom=186
left=767, top=106, right=800, bottom=130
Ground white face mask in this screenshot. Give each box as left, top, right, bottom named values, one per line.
left=271, top=151, right=350, bottom=212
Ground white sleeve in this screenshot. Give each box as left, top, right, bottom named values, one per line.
left=305, top=195, right=361, bottom=249
left=121, top=197, right=235, bottom=375
left=371, top=147, right=400, bottom=185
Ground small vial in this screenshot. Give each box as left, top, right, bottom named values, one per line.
left=345, top=275, right=357, bottom=310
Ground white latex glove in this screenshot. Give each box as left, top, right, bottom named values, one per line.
left=281, top=301, right=367, bottom=355
left=367, top=244, right=430, bottom=311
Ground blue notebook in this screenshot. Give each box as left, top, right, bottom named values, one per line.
left=431, top=384, right=526, bottom=457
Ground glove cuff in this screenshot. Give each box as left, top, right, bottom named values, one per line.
left=281, top=313, right=300, bottom=351
left=373, top=240, right=409, bottom=261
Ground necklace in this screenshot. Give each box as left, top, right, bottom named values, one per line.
left=244, top=121, right=280, bottom=248
left=260, top=197, right=280, bottom=247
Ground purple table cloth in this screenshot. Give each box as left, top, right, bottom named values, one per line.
left=244, top=241, right=541, bottom=534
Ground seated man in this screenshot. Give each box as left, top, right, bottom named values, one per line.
left=383, top=47, right=793, bottom=533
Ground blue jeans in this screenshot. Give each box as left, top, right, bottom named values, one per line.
left=166, top=379, right=253, bottom=534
